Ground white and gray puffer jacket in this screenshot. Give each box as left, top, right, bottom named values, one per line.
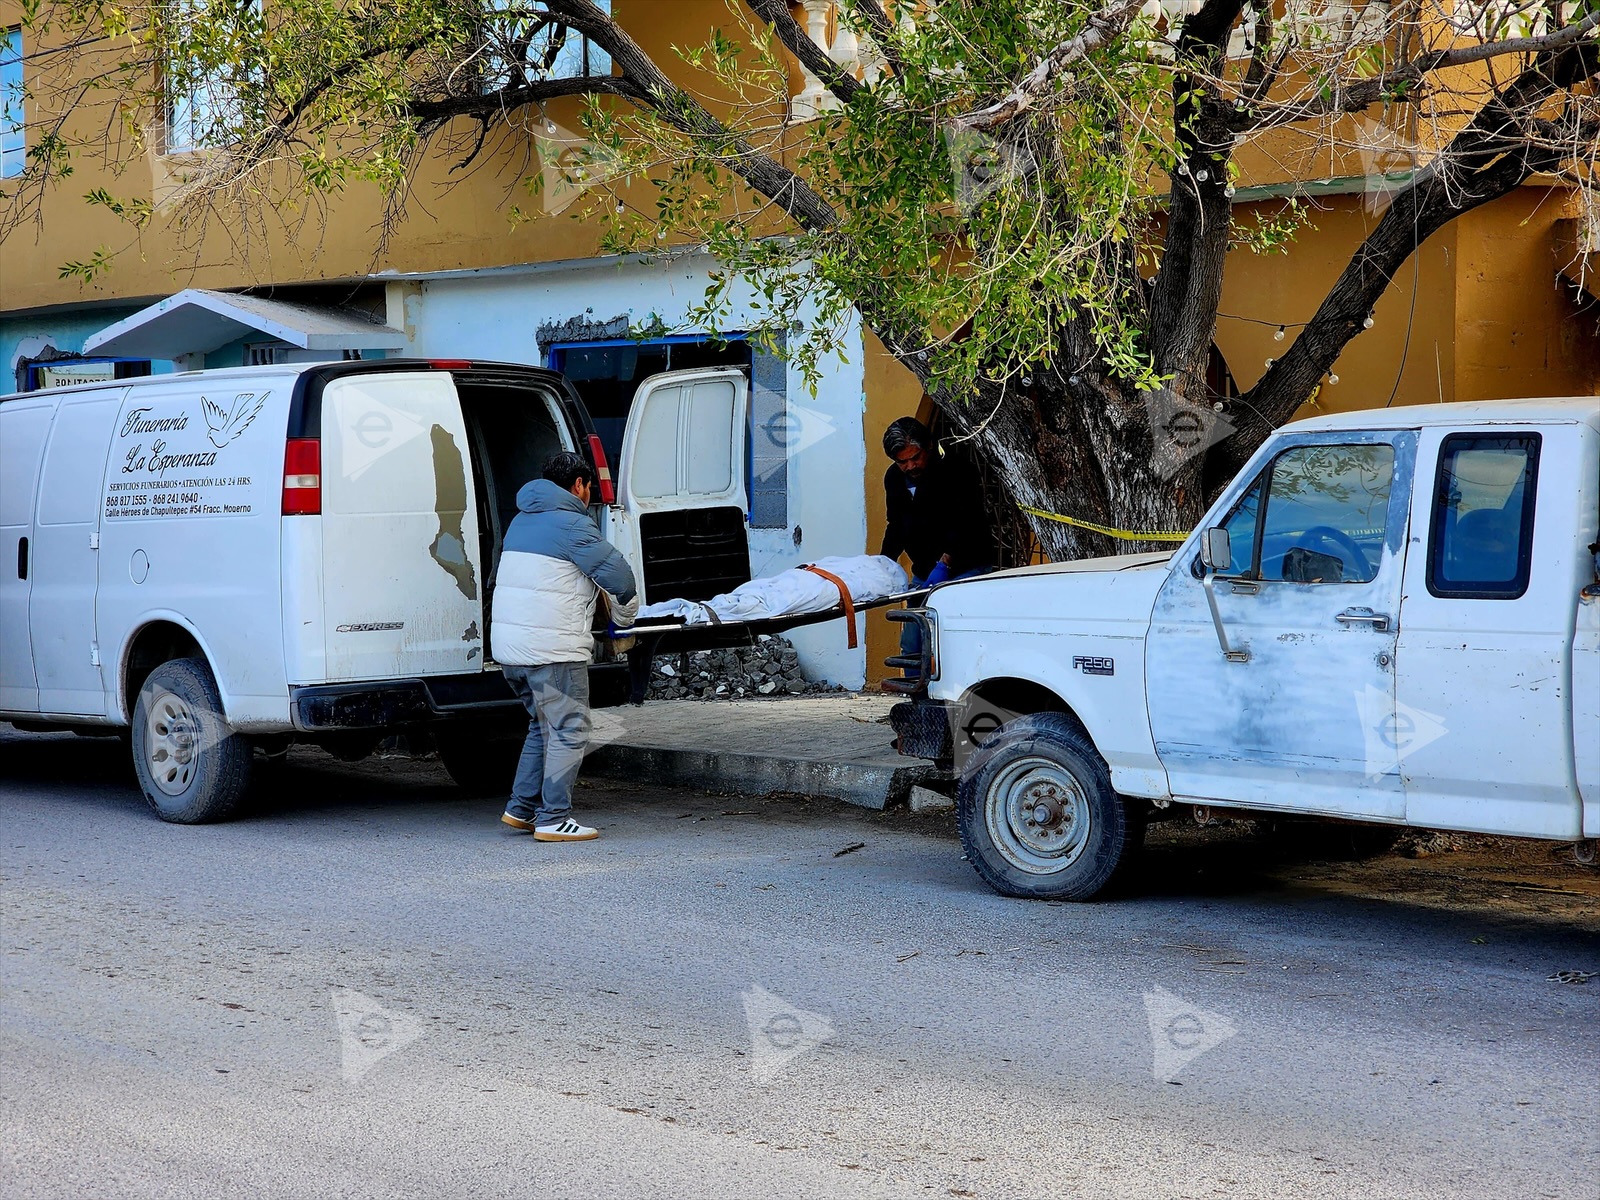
left=491, top=480, right=639, bottom=666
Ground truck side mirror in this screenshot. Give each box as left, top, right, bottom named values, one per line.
left=1200, top=527, right=1232, bottom=574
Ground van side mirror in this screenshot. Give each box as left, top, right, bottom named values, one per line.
left=1200, top=527, right=1232, bottom=574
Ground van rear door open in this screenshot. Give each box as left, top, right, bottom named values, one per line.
left=610, top=367, right=752, bottom=605
left=319, top=372, right=486, bottom=681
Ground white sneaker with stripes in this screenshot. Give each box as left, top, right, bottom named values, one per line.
left=534, top=818, right=599, bottom=842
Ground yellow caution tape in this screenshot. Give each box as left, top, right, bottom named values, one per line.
left=1018, top=504, right=1191, bottom=543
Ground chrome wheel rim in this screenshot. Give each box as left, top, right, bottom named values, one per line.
left=145, top=688, right=202, bottom=797
left=984, top=754, right=1091, bottom=875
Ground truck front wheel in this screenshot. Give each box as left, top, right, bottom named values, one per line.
left=131, top=657, right=253, bottom=824
left=957, top=713, right=1142, bottom=900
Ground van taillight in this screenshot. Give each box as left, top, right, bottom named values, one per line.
left=587, top=434, right=616, bottom=505
left=282, top=438, right=321, bottom=515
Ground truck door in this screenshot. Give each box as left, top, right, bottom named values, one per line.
left=319, top=371, right=485, bottom=681
left=0, top=396, right=59, bottom=714
left=28, top=392, right=124, bottom=716
left=1146, top=431, right=1416, bottom=820
left=608, top=367, right=750, bottom=605
left=1397, top=428, right=1585, bottom=839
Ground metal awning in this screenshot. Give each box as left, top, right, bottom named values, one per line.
left=83, top=288, right=407, bottom=359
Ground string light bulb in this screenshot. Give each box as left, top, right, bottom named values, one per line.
left=1265, top=357, right=1275, bottom=368
left=1328, top=373, right=1340, bottom=384
left=1362, top=314, right=1375, bottom=329
left=1273, top=325, right=1286, bottom=341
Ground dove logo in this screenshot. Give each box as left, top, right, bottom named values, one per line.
left=202, top=392, right=268, bottom=448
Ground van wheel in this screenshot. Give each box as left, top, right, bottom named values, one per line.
left=957, top=713, right=1142, bottom=901
left=435, top=729, right=523, bottom=798
left=131, top=657, right=252, bottom=824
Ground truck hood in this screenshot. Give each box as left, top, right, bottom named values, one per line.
left=926, top=551, right=1173, bottom=630
left=974, top=551, right=1173, bottom=580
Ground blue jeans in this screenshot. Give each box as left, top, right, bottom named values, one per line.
left=901, top=568, right=993, bottom=675
left=502, top=662, right=591, bottom=827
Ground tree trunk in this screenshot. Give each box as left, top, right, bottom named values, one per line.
left=934, top=367, right=1211, bottom=562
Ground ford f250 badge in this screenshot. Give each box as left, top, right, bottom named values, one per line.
left=1072, top=656, right=1114, bottom=676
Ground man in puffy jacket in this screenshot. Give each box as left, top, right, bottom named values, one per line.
left=492, top=451, right=638, bottom=842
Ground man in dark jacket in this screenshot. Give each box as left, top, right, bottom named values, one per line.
left=880, top=417, right=996, bottom=586
left=880, top=417, right=996, bottom=675
left=491, top=452, right=638, bottom=842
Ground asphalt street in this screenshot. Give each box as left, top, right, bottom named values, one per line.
left=2, top=725, right=1597, bottom=1200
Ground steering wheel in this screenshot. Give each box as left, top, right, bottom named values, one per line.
left=1297, top=525, right=1372, bottom=581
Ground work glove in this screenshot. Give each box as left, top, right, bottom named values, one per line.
left=925, top=560, right=953, bottom=587
left=606, top=622, right=637, bottom=654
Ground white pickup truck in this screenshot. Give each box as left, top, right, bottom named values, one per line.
left=890, top=398, right=1600, bottom=899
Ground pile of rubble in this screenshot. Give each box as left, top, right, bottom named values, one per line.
left=645, top=634, right=845, bottom=701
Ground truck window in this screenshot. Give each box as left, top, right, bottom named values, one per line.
left=1427, top=433, right=1539, bottom=600
left=1256, top=444, right=1394, bottom=584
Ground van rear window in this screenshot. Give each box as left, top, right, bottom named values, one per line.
left=1427, top=433, right=1540, bottom=599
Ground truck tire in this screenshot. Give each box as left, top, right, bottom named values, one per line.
left=957, top=712, right=1142, bottom=900
left=435, top=729, right=524, bottom=798
left=131, top=657, right=252, bottom=824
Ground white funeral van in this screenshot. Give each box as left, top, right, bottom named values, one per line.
left=0, top=359, right=756, bottom=821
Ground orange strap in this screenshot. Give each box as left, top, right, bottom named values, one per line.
left=801, top=565, right=858, bottom=650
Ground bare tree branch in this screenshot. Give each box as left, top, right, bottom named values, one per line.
left=1222, top=49, right=1596, bottom=474
left=1238, top=8, right=1600, bottom=130
left=954, top=0, right=1150, bottom=131
left=542, top=0, right=840, bottom=232
left=746, top=0, right=865, bottom=109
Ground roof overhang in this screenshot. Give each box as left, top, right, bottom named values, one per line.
left=83, top=288, right=407, bottom=359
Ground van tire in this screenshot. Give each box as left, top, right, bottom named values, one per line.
left=957, top=713, right=1142, bottom=901
left=131, top=657, right=252, bottom=824
left=436, top=729, right=524, bottom=798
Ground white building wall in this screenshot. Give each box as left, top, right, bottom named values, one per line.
left=393, top=258, right=873, bottom=687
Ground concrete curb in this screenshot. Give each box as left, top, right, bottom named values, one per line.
left=584, top=743, right=941, bottom=811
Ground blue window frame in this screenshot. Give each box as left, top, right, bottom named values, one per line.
left=1, top=28, right=23, bottom=179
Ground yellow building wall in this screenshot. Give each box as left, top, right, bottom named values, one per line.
left=1215, top=194, right=1461, bottom=416
left=0, top=0, right=741, bottom=313
left=862, top=326, right=928, bottom=684
left=1452, top=188, right=1600, bottom=401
